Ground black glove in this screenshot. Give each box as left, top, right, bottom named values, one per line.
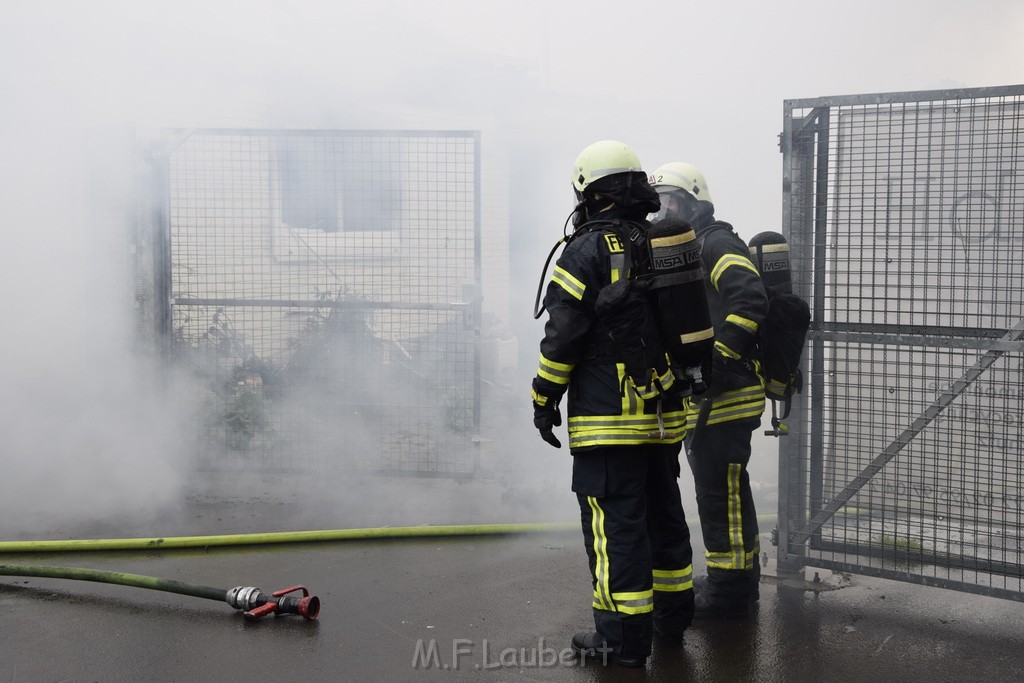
left=533, top=399, right=562, bottom=449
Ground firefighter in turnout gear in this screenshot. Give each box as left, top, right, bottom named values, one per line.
left=651, top=161, right=769, bottom=618
left=532, top=141, right=698, bottom=666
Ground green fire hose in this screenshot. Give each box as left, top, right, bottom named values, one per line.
left=0, top=522, right=578, bottom=621
left=0, top=522, right=578, bottom=553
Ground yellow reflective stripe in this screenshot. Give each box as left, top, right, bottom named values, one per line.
left=653, top=566, right=694, bottom=592
left=569, top=430, right=686, bottom=449
left=705, top=464, right=747, bottom=570
left=710, top=254, right=760, bottom=291
left=725, top=314, right=759, bottom=334
left=715, top=341, right=741, bottom=359
left=588, top=497, right=612, bottom=611
left=707, top=547, right=757, bottom=560
left=683, top=386, right=763, bottom=416
left=570, top=422, right=688, bottom=439
left=747, top=540, right=761, bottom=569
left=728, top=463, right=744, bottom=570
left=530, top=389, right=548, bottom=406
left=709, top=541, right=760, bottom=571
left=681, top=327, right=714, bottom=344
left=653, top=567, right=693, bottom=578
left=617, top=364, right=641, bottom=416
left=706, top=403, right=765, bottom=425
left=568, top=407, right=690, bottom=448
left=552, top=265, right=586, bottom=300
left=629, top=367, right=675, bottom=400
left=632, top=384, right=661, bottom=401
left=709, top=393, right=765, bottom=410
left=652, top=581, right=693, bottom=593
left=537, top=369, right=569, bottom=385
left=713, top=387, right=765, bottom=406
left=609, top=253, right=625, bottom=284
left=651, top=230, right=695, bottom=247
left=539, top=354, right=573, bottom=372
left=568, top=412, right=687, bottom=427
left=610, top=590, right=654, bottom=615
left=537, top=354, right=573, bottom=385
left=569, top=423, right=688, bottom=438
left=706, top=559, right=735, bottom=569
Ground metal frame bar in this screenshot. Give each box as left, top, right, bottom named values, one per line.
left=158, top=127, right=480, bottom=156
left=785, top=84, right=1024, bottom=109
left=816, top=321, right=1018, bottom=339
left=809, top=540, right=1024, bottom=584
left=777, top=107, right=815, bottom=570
left=815, top=329, right=1024, bottom=353
left=172, top=298, right=467, bottom=311
left=472, top=131, right=483, bottom=436
left=150, top=143, right=172, bottom=360
left=808, top=107, right=830, bottom=550
left=778, top=106, right=829, bottom=570
left=804, top=557, right=1024, bottom=603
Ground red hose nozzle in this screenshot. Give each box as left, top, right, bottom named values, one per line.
left=227, top=584, right=320, bottom=621
left=271, top=585, right=320, bottom=620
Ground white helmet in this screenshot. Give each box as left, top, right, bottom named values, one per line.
left=571, top=140, right=644, bottom=194
left=650, top=162, right=713, bottom=205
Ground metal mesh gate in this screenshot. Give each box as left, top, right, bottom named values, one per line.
left=149, top=129, right=481, bottom=474
left=777, top=85, right=1024, bottom=600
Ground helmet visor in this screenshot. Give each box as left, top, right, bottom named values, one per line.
left=651, top=187, right=684, bottom=222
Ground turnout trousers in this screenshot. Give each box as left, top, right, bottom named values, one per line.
left=572, top=442, right=695, bottom=660
left=686, top=418, right=761, bottom=597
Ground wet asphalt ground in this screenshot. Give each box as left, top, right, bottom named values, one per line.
left=2, top=473, right=1024, bottom=682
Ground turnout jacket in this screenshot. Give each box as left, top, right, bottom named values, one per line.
left=691, top=220, right=769, bottom=426
left=532, top=215, right=689, bottom=452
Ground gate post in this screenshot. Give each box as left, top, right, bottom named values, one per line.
left=139, top=141, right=172, bottom=362
left=775, top=106, right=819, bottom=577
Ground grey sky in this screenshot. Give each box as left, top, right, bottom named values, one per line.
left=3, top=0, right=1022, bottom=234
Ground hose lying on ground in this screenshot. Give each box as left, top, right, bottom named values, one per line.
left=0, top=524, right=579, bottom=619
left=0, top=522, right=580, bottom=553
left=0, top=563, right=320, bottom=621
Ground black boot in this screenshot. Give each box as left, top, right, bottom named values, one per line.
left=571, top=631, right=647, bottom=668
left=653, top=588, right=694, bottom=643
left=692, top=572, right=753, bottom=619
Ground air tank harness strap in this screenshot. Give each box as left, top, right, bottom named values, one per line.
left=647, top=268, right=706, bottom=288
left=616, top=374, right=669, bottom=439
left=578, top=341, right=619, bottom=365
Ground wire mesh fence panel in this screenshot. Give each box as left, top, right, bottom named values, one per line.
left=155, top=130, right=480, bottom=474
left=779, top=86, right=1024, bottom=600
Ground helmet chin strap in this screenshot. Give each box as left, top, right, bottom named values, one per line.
left=569, top=199, right=588, bottom=230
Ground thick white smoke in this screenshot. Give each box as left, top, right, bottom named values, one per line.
left=0, top=0, right=1021, bottom=537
